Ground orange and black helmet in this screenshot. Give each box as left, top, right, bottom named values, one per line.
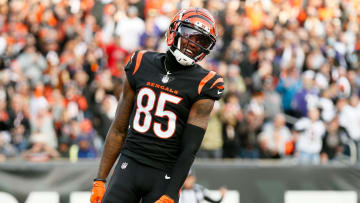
left=166, top=8, right=217, bottom=66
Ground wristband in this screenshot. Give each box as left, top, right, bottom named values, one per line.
left=93, top=178, right=107, bottom=183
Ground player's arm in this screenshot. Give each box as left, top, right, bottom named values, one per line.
left=156, top=99, right=214, bottom=203
left=90, top=78, right=135, bottom=203
left=96, top=78, right=135, bottom=179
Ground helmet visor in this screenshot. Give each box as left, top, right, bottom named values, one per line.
left=178, top=25, right=214, bottom=49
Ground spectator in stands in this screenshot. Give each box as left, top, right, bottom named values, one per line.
left=0, top=98, right=10, bottom=133
left=262, top=76, right=282, bottom=121
left=294, top=108, right=325, bottom=164
left=104, top=36, right=128, bottom=77
left=30, top=105, right=57, bottom=149
left=29, top=83, right=49, bottom=123
left=320, top=117, right=348, bottom=164
left=115, top=6, right=145, bottom=52
left=58, top=135, right=71, bottom=158
left=22, top=133, right=59, bottom=162
left=198, top=101, right=223, bottom=159
left=139, top=13, right=162, bottom=50
left=16, top=45, right=47, bottom=86
left=338, top=95, right=360, bottom=161
left=276, top=67, right=302, bottom=118
left=0, top=132, right=16, bottom=161
left=8, top=94, right=31, bottom=152
left=221, top=93, right=242, bottom=158
left=76, top=135, right=96, bottom=159
left=317, top=87, right=336, bottom=123
left=292, top=70, right=320, bottom=117
left=79, top=118, right=102, bottom=152
left=90, top=95, right=114, bottom=140
left=338, top=94, right=360, bottom=160
left=238, top=95, right=265, bottom=159
left=259, top=113, right=293, bottom=158
left=224, top=64, right=247, bottom=104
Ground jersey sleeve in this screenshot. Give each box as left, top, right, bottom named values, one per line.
left=196, top=71, right=224, bottom=101
left=124, top=50, right=147, bottom=90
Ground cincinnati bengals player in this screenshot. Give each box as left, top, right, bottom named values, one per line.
left=90, top=8, right=224, bottom=203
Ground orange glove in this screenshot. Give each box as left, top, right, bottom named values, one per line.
left=90, top=180, right=106, bottom=203
left=154, top=195, right=174, bottom=203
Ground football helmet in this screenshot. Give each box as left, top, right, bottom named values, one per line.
left=166, top=8, right=217, bottom=66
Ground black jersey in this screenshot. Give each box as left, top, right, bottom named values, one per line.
left=121, top=50, right=224, bottom=170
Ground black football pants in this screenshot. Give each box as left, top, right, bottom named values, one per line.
left=102, top=154, right=179, bottom=203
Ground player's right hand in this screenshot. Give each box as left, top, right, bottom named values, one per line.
left=90, top=180, right=106, bottom=203
left=154, top=195, right=174, bottom=203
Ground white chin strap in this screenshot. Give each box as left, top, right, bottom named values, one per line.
left=170, top=49, right=195, bottom=66
left=169, top=38, right=195, bottom=66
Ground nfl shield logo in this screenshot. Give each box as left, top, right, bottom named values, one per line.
left=121, top=162, right=128, bottom=169
left=162, top=75, right=169, bottom=83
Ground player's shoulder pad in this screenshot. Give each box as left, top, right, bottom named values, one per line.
left=124, top=50, right=149, bottom=90
left=197, top=70, right=224, bottom=101
left=124, top=50, right=149, bottom=76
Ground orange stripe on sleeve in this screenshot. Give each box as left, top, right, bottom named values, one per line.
left=216, top=85, right=224, bottom=89
left=210, top=77, right=224, bottom=89
left=132, top=50, right=147, bottom=75
left=198, top=71, right=216, bottom=95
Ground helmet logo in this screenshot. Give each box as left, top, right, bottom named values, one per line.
left=195, top=21, right=210, bottom=33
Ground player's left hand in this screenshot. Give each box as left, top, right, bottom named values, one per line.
left=90, top=180, right=106, bottom=203
left=154, top=195, right=174, bottom=203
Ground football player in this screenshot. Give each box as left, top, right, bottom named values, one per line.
left=90, top=8, right=224, bottom=203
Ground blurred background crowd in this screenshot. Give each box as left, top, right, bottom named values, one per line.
left=1, top=0, right=360, bottom=165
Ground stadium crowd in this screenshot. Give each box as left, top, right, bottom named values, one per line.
left=1, top=0, right=360, bottom=165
